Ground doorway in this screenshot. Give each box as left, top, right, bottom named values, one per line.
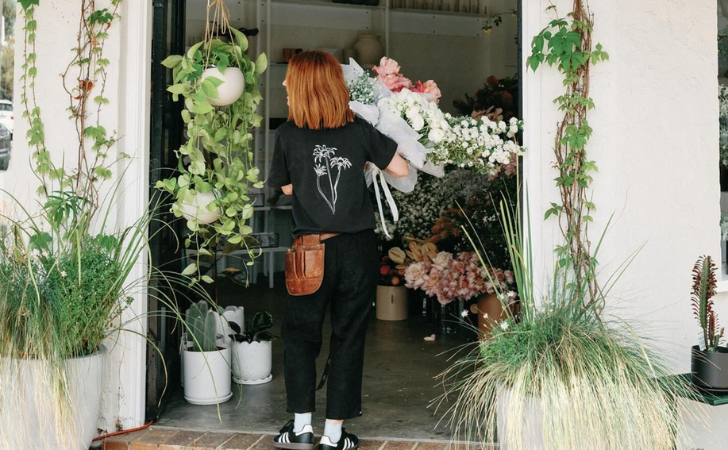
left=146, top=0, right=522, bottom=440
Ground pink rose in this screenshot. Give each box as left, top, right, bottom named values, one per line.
left=404, top=262, right=427, bottom=290
left=413, top=80, right=442, bottom=103
left=373, top=58, right=413, bottom=93
left=373, top=57, right=401, bottom=76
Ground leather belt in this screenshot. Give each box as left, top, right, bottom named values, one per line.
left=294, top=233, right=340, bottom=245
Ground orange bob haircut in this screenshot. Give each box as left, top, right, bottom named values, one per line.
left=286, top=51, right=355, bottom=130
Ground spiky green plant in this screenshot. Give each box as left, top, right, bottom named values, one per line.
left=691, top=255, right=723, bottom=352
left=434, top=182, right=698, bottom=450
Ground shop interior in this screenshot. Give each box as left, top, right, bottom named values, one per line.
left=147, top=0, right=519, bottom=440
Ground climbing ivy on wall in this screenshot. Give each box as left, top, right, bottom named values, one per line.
left=527, top=1, right=609, bottom=311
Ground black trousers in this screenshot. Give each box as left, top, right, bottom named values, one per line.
left=282, top=230, right=378, bottom=420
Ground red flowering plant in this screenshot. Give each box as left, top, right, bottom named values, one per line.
left=691, top=255, right=724, bottom=352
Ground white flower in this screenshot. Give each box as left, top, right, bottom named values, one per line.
left=60, top=270, right=67, bottom=278
left=428, top=128, right=445, bottom=143
left=483, top=313, right=489, bottom=320
left=460, top=310, right=469, bottom=318
left=499, top=321, right=509, bottom=331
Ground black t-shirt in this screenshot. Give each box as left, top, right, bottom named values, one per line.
left=267, top=117, right=398, bottom=236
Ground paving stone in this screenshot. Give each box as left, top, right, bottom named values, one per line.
left=193, top=432, right=238, bottom=450
left=220, top=433, right=267, bottom=450
left=412, top=442, right=447, bottom=450
left=359, top=439, right=387, bottom=450
left=102, top=429, right=151, bottom=450
left=158, top=429, right=206, bottom=450
left=382, top=441, right=417, bottom=450
left=248, top=434, right=277, bottom=450
left=130, top=428, right=182, bottom=450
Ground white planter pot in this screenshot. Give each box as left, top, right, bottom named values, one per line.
left=202, top=66, right=245, bottom=106
left=0, top=349, right=104, bottom=450
left=232, top=340, right=272, bottom=385
left=219, top=306, right=245, bottom=346
left=180, top=191, right=220, bottom=225
left=183, top=347, right=233, bottom=405
left=496, top=386, right=544, bottom=450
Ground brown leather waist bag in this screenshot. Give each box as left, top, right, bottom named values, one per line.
left=285, top=233, right=338, bottom=296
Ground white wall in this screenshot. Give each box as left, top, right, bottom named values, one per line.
left=4, top=0, right=151, bottom=434
left=523, top=1, right=724, bottom=448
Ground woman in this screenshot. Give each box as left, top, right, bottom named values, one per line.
left=267, top=51, right=409, bottom=450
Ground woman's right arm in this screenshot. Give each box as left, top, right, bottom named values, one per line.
left=384, top=152, right=409, bottom=178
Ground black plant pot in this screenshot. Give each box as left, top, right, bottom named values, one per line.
left=691, top=345, right=728, bottom=392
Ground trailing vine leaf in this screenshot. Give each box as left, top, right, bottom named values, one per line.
left=527, top=1, right=607, bottom=311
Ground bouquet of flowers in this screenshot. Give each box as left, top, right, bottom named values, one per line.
left=379, top=88, right=449, bottom=148
left=454, top=74, right=519, bottom=122
left=427, top=114, right=525, bottom=175
left=405, top=250, right=514, bottom=305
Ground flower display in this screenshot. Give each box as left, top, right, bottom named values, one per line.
left=392, top=173, right=451, bottom=240
left=427, top=114, right=525, bottom=175
left=404, top=250, right=515, bottom=305
left=454, top=74, right=519, bottom=122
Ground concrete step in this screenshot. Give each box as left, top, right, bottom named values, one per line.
left=96, top=427, right=496, bottom=450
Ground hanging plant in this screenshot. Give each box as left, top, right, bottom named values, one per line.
left=156, top=0, right=268, bottom=284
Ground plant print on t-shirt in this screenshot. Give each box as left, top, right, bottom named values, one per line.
left=313, top=144, right=351, bottom=214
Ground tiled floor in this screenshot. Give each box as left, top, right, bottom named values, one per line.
left=98, top=428, right=496, bottom=450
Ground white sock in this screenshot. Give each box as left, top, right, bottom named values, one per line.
left=294, top=413, right=312, bottom=433
left=324, top=421, right=343, bottom=444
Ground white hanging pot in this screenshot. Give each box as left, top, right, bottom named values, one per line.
left=180, top=191, right=220, bottom=225
left=202, top=66, right=245, bottom=106
left=0, top=348, right=105, bottom=450
left=232, top=340, right=272, bottom=385
left=183, top=346, right=233, bottom=405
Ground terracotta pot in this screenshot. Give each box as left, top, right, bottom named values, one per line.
left=474, top=293, right=505, bottom=338
left=354, top=35, right=383, bottom=67
left=376, top=285, right=408, bottom=321
left=691, top=345, right=728, bottom=391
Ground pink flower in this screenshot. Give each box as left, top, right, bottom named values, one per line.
left=373, top=57, right=401, bottom=76
left=373, top=57, right=412, bottom=93
left=404, top=262, right=429, bottom=290
left=413, top=80, right=442, bottom=103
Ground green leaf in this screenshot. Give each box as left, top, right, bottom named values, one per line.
left=240, top=225, right=253, bottom=235
left=228, top=235, right=243, bottom=244
left=255, top=53, right=268, bottom=75
left=201, top=275, right=215, bottom=284
left=187, top=41, right=203, bottom=59
left=19, top=0, right=39, bottom=11
left=161, top=54, right=184, bottom=69
left=200, top=78, right=220, bottom=99
left=231, top=27, right=249, bottom=51
left=191, top=101, right=214, bottom=115
left=182, top=263, right=198, bottom=276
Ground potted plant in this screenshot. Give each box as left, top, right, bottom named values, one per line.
left=690, top=255, right=728, bottom=392
left=376, top=247, right=409, bottom=321
left=0, top=1, right=203, bottom=449
left=183, top=302, right=233, bottom=405
left=230, top=311, right=275, bottom=385
left=157, top=4, right=268, bottom=284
